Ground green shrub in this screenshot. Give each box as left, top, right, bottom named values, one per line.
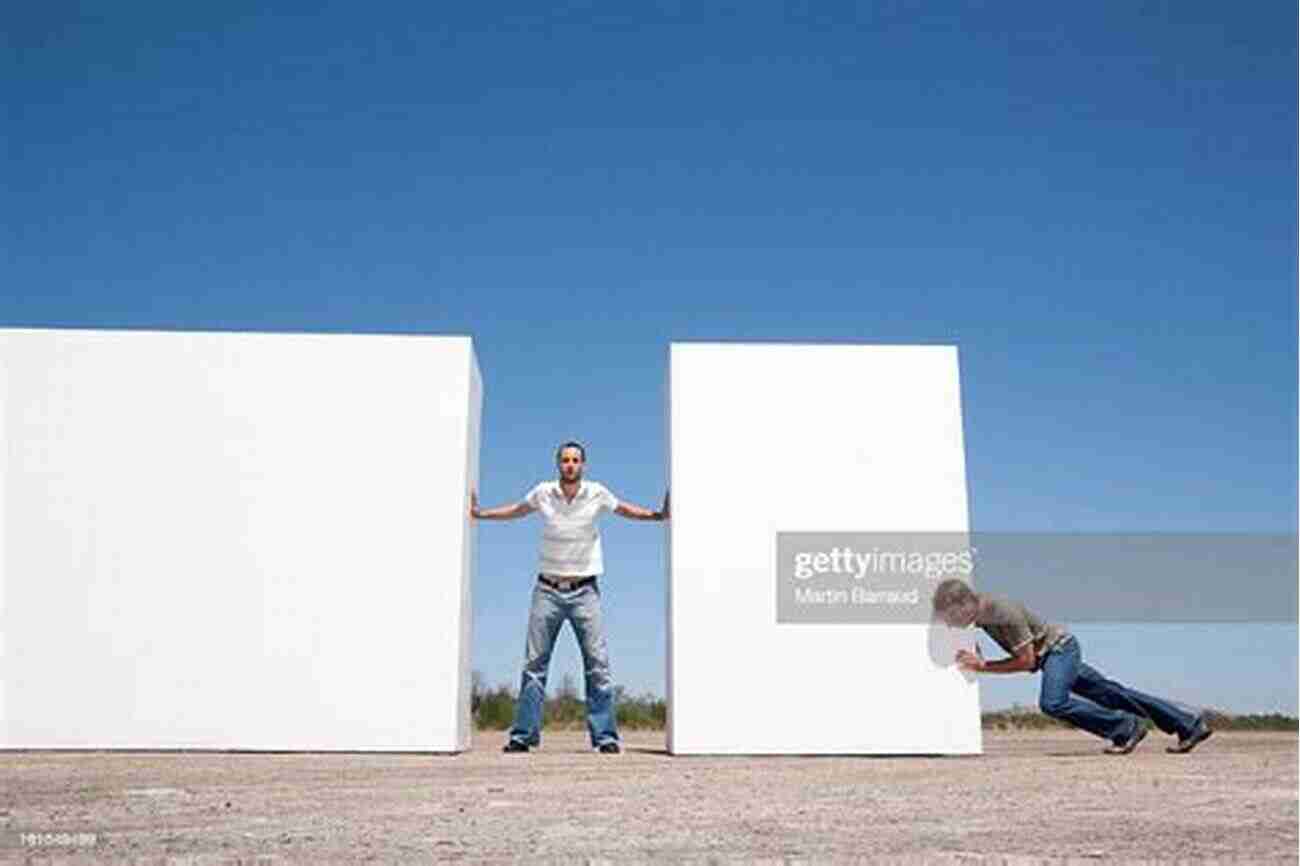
left=471, top=674, right=667, bottom=731
left=473, top=683, right=517, bottom=731
left=981, top=704, right=1298, bottom=732
left=472, top=674, right=1297, bottom=734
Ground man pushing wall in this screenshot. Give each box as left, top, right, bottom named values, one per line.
left=932, top=578, right=1212, bottom=755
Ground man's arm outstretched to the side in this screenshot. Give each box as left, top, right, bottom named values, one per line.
left=469, top=491, right=535, bottom=521
left=614, top=490, right=670, bottom=522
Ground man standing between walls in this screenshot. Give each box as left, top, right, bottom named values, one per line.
left=471, top=441, right=669, bottom=753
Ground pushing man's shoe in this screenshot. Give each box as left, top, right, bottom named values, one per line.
left=1103, top=720, right=1149, bottom=755
left=1167, top=717, right=1214, bottom=754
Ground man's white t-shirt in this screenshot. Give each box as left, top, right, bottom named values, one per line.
left=525, top=480, right=620, bottom=577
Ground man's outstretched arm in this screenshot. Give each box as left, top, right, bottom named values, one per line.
left=614, top=490, right=670, bottom=522
left=956, top=643, right=1036, bottom=674
left=470, top=491, right=536, bottom=520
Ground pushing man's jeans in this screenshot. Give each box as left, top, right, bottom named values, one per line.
left=508, top=580, right=620, bottom=748
left=1038, top=634, right=1200, bottom=743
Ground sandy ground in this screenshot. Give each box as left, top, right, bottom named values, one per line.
left=1, top=730, right=1295, bottom=864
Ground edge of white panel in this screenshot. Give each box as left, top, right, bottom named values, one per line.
left=0, top=332, right=8, bottom=743
left=453, top=339, right=482, bottom=752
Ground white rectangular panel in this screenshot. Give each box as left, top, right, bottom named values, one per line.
left=666, top=342, right=982, bottom=754
left=0, top=328, right=479, bottom=751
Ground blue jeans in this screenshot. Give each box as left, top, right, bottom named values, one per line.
left=1038, top=634, right=1200, bottom=744
left=507, top=580, right=620, bottom=748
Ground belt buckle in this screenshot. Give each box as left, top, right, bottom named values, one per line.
left=557, top=579, right=573, bottom=591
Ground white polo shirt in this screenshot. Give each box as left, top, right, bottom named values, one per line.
left=525, top=480, right=620, bottom=577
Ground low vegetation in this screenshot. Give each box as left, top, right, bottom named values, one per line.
left=473, top=675, right=1295, bottom=733
left=980, top=704, right=1297, bottom=732
left=472, top=673, right=666, bottom=731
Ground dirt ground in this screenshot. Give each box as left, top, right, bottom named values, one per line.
left=1, top=730, right=1295, bottom=864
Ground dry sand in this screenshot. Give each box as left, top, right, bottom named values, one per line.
left=1, top=730, right=1295, bottom=864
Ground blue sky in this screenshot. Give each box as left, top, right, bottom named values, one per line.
left=7, top=2, right=1296, bottom=712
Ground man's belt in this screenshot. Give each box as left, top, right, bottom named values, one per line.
left=537, top=574, right=597, bottom=592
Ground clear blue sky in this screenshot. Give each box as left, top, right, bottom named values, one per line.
left=8, top=2, right=1296, bottom=712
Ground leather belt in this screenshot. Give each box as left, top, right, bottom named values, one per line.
left=537, top=574, right=596, bottom=592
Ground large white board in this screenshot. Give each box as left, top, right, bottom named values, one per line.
left=666, top=343, right=982, bottom=754
left=0, top=329, right=480, bottom=751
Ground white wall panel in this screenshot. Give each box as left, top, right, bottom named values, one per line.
left=0, top=329, right=479, bottom=751
left=666, top=343, right=981, bottom=754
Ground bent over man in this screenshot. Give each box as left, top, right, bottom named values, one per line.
left=471, top=441, right=668, bottom=754
left=933, top=578, right=1212, bottom=755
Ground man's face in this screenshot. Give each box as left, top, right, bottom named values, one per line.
left=557, top=447, right=584, bottom=482
left=942, top=600, right=978, bottom=629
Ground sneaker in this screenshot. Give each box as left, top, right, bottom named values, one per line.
left=1104, top=721, right=1149, bottom=755
left=1166, top=718, right=1213, bottom=754
left=596, top=741, right=621, bottom=754
left=502, top=740, right=530, bottom=753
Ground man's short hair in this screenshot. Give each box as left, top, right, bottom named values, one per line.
left=555, top=440, right=586, bottom=462
left=932, top=578, right=977, bottom=614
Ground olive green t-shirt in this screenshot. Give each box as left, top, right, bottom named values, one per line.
left=976, top=595, right=1069, bottom=670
